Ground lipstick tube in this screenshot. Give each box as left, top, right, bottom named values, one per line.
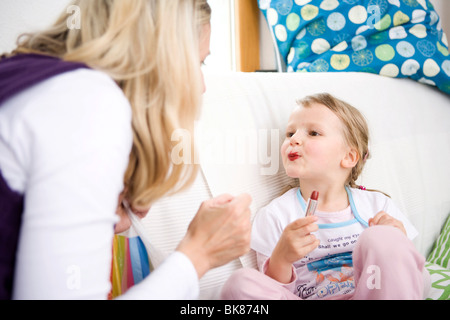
left=305, top=191, right=319, bottom=216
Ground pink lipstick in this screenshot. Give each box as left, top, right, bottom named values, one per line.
left=305, top=191, right=319, bottom=216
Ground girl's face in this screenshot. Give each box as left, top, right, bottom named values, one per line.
left=281, top=103, right=352, bottom=183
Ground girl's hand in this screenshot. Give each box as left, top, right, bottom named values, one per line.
left=176, top=193, right=252, bottom=279
left=266, top=216, right=319, bottom=283
left=369, top=211, right=407, bottom=236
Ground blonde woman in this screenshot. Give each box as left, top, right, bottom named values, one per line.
left=0, top=0, right=251, bottom=300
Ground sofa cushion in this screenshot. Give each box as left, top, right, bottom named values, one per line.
left=428, top=214, right=450, bottom=269
left=259, top=0, right=450, bottom=94
left=425, top=262, right=450, bottom=300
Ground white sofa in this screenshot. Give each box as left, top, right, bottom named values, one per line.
left=135, top=71, right=450, bottom=299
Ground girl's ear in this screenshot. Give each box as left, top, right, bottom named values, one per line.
left=341, top=147, right=359, bottom=169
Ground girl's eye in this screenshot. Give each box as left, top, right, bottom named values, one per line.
left=309, top=131, right=320, bottom=137
left=286, top=132, right=294, bottom=138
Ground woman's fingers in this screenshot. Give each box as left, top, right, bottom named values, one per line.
left=177, top=193, right=252, bottom=278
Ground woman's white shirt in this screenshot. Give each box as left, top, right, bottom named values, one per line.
left=0, top=69, right=198, bottom=299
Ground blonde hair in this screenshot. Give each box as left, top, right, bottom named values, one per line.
left=297, top=93, right=370, bottom=190
left=8, top=0, right=211, bottom=208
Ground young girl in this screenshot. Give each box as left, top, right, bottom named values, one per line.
left=221, top=93, right=429, bottom=300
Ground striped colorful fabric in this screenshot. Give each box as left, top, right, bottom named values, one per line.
left=110, top=235, right=151, bottom=299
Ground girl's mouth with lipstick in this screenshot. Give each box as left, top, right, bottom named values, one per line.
left=288, top=152, right=300, bottom=161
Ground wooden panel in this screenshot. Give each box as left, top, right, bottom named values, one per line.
left=234, top=0, right=260, bottom=72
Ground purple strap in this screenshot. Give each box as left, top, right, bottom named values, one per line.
left=0, top=54, right=89, bottom=105
left=0, top=171, right=24, bottom=300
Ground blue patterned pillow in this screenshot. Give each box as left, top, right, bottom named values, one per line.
left=259, top=0, right=450, bottom=95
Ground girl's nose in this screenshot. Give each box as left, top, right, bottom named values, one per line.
left=290, top=131, right=302, bottom=146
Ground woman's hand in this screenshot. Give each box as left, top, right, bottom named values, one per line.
left=369, top=211, right=407, bottom=236
left=176, top=193, right=252, bottom=278
left=266, top=216, right=319, bottom=284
